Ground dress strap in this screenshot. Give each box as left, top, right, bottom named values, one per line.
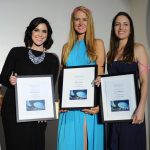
left=138, top=62, right=150, bottom=74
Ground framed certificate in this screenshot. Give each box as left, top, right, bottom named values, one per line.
left=15, top=75, right=56, bottom=122
left=100, top=73, right=138, bottom=122
left=60, top=65, right=97, bottom=109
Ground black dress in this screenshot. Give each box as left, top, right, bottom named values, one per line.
left=107, top=61, right=146, bottom=150
left=0, top=47, right=60, bottom=150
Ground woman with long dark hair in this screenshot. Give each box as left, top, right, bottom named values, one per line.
left=107, top=12, right=149, bottom=150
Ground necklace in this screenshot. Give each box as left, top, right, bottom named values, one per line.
left=28, top=49, right=45, bottom=64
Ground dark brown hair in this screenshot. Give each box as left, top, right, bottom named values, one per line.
left=24, top=17, right=53, bottom=50
left=107, top=12, right=134, bottom=64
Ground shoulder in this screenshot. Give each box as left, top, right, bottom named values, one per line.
left=46, top=52, right=60, bottom=71
left=134, top=42, right=148, bottom=61
left=94, top=39, right=105, bottom=50
left=10, top=46, right=26, bottom=51
left=94, top=39, right=105, bottom=53
left=94, top=39, right=104, bottom=46
left=8, top=46, right=26, bottom=55
left=134, top=43, right=147, bottom=56
left=46, top=52, right=60, bottom=63
left=134, top=42, right=145, bottom=50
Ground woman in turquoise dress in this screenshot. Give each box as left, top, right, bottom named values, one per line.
left=57, top=6, right=105, bottom=150
left=107, top=12, right=149, bottom=150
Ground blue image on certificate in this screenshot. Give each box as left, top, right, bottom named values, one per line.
left=111, top=100, right=130, bottom=112
left=69, top=89, right=87, bottom=100
left=26, top=100, right=45, bottom=111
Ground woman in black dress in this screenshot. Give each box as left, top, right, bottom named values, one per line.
left=0, top=17, right=59, bottom=150
left=107, top=12, right=149, bottom=150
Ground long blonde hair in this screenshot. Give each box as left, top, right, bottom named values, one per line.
left=62, top=6, right=96, bottom=65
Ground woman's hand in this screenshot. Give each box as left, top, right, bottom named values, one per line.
left=9, top=73, right=17, bottom=86
left=94, top=76, right=101, bottom=87
left=132, top=105, right=145, bottom=124
left=59, top=109, right=68, bottom=113
left=82, top=106, right=99, bottom=115
left=82, top=76, right=101, bottom=115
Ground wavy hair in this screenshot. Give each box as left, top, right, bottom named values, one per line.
left=24, top=17, right=53, bottom=50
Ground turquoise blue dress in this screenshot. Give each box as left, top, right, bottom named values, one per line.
left=57, top=40, right=104, bottom=150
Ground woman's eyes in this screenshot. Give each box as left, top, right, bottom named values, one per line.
left=124, top=23, right=129, bottom=26
left=33, top=29, right=47, bottom=33
left=33, top=29, right=39, bottom=32
left=83, top=18, right=88, bottom=21
left=74, top=18, right=88, bottom=21
left=42, top=30, right=47, bottom=33
left=115, top=23, right=129, bottom=26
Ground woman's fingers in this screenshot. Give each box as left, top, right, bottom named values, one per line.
left=94, top=76, right=101, bottom=87
left=82, top=106, right=99, bottom=114
left=59, top=109, right=68, bottom=113
left=9, top=73, right=17, bottom=85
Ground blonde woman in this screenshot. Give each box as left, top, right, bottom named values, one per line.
left=57, top=6, right=105, bottom=150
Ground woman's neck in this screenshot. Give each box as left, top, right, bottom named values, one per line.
left=118, top=39, right=128, bottom=50
left=30, top=45, right=45, bottom=52
left=77, top=34, right=85, bottom=41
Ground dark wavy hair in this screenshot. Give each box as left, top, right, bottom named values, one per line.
left=107, top=12, right=134, bottom=64
left=24, top=17, right=53, bottom=50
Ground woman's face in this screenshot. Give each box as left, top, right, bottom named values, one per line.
left=31, top=23, right=48, bottom=48
left=114, top=15, right=131, bottom=40
left=73, top=10, right=88, bottom=36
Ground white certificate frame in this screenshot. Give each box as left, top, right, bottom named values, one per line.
left=15, top=75, right=56, bottom=122
left=100, top=73, right=137, bottom=122
left=61, top=65, right=97, bottom=109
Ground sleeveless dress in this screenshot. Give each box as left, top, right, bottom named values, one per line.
left=57, top=40, right=104, bottom=150
left=107, top=61, right=146, bottom=150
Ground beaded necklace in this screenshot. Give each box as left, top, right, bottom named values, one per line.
left=28, top=49, right=45, bottom=64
